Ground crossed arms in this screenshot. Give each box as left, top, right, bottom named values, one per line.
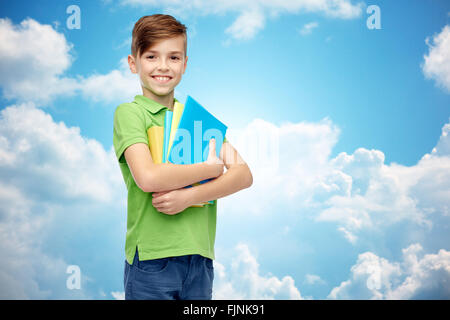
left=124, top=139, right=253, bottom=215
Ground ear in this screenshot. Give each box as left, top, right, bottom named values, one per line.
left=128, top=54, right=138, bottom=74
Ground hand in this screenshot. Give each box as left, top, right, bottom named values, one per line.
left=205, top=138, right=224, bottom=178
left=151, top=189, right=191, bottom=215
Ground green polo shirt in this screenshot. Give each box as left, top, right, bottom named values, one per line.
left=113, top=95, right=223, bottom=264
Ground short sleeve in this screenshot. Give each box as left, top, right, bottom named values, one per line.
left=113, top=104, right=148, bottom=164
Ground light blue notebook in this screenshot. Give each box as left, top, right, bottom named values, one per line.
left=168, top=96, right=228, bottom=165
left=162, top=110, right=173, bottom=164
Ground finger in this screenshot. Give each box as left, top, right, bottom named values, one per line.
left=152, top=196, right=165, bottom=205
left=155, top=204, right=165, bottom=212
left=156, top=200, right=172, bottom=212
left=163, top=208, right=176, bottom=215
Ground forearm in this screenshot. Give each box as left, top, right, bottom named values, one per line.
left=184, top=164, right=253, bottom=204
left=149, top=162, right=219, bottom=192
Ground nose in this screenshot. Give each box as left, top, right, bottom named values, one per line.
left=157, top=57, right=170, bottom=72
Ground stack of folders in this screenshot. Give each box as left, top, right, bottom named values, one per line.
left=147, top=96, right=228, bottom=207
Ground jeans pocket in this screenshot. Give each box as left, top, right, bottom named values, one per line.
left=136, top=257, right=170, bottom=274
left=204, top=258, right=214, bottom=270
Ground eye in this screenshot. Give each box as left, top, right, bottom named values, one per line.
left=171, top=56, right=180, bottom=60
left=147, top=55, right=155, bottom=59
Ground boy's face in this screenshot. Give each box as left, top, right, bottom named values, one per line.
left=129, top=35, right=187, bottom=102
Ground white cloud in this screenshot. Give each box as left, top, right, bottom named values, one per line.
left=221, top=112, right=450, bottom=300
left=0, top=103, right=122, bottom=203
left=223, top=114, right=450, bottom=253
left=213, top=243, right=303, bottom=299
left=111, top=291, right=125, bottom=300
left=78, top=57, right=140, bottom=104
left=316, top=147, right=434, bottom=241
left=225, top=7, right=266, bottom=40
left=304, top=274, right=326, bottom=285
left=429, top=120, right=450, bottom=157
left=222, top=117, right=340, bottom=215
left=118, top=0, right=363, bottom=41
left=0, top=102, right=125, bottom=298
left=299, top=21, right=319, bottom=35
left=0, top=18, right=140, bottom=106
left=217, top=113, right=450, bottom=300
left=422, top=25, right=450, bottom=93
left=329, top=244, right=450, bottom=299
left=0, top=18, right=77, bottom=104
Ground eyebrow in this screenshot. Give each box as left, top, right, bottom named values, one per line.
left=145, top=50, right=183, bottom=55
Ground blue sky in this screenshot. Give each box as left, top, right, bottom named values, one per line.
left=0, top=0, right=450, bottom=299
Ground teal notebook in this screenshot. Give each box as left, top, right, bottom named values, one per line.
left=162, top=110, right=173, bottom=164
left=168, top=96, right=228, bottom=166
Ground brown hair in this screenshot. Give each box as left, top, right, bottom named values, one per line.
left=131, top=14, right=187, bottom=58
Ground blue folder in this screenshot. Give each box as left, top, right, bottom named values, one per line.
left=168, top=96, right=227, bottom=165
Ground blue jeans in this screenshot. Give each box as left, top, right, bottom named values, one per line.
left=124, top=249, right=214, bottom=300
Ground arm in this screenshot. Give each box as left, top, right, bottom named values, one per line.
left=124, top=142, right=223, bottom=193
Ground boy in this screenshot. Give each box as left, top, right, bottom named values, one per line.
left=113, top=14, right=253, bottom=300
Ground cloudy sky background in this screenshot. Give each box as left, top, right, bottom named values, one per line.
left=0, top=0, right=449, bottom=299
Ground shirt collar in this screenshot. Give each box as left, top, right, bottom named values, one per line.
left=133, top=95, right=179, bottom=113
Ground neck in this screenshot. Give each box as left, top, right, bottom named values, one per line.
left=142, top=87, right=174, bottom=111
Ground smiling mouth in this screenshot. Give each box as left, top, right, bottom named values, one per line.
left=151, top=76, right=172, bottom=83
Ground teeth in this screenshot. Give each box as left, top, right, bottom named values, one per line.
left=154, top=76, right=170, bottom=82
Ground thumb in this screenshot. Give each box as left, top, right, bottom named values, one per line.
left=209, top=138, right=216, bottom=153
